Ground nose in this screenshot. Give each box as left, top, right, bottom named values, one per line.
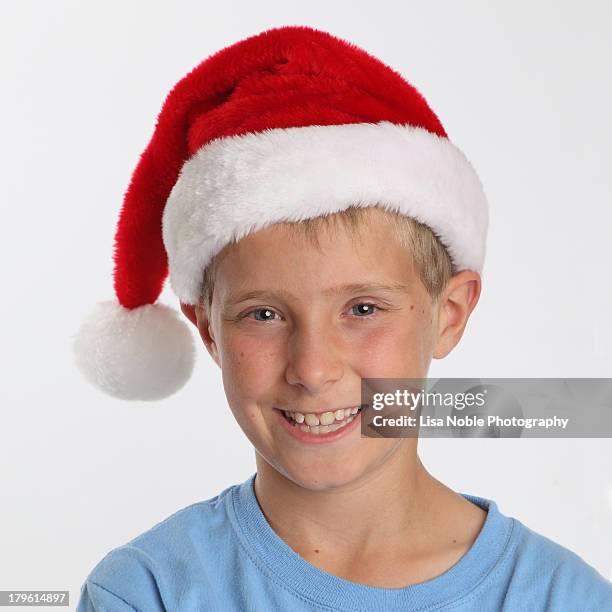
left=284, top=323, right=344, bottom=394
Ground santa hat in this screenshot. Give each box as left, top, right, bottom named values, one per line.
left=72, top=25, right=488, bottom=401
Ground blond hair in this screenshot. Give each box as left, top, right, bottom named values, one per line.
left=199, top=206, right=455, bottom=314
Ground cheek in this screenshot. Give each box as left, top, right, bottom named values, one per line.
left=220, top=332, right=280, bottom=397
left=353, top=320, right=431, bottom=374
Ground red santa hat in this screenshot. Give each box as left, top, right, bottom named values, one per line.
left=72, top=25, right=489, bottom=401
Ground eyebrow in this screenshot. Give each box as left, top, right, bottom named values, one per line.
left=225, top=282, right=411, bottom=305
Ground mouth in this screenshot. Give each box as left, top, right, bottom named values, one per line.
left=277, top=405, right=367, bottom=435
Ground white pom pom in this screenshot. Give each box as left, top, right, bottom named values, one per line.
left=72, top=301, right=196, bottom=401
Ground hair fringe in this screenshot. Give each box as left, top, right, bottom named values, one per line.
left=199, top=206, right=455, bottom=314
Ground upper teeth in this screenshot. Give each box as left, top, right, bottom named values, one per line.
left=284, top=406, right=361, bottom=426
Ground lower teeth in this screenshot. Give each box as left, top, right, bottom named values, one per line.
left=285, top=408, right=362, bottom=435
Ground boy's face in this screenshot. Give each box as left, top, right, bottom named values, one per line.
left=182, top=208, right=479, bottom=491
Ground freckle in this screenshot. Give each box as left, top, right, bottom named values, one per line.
left=452, top=539, right=457, bottom=544
left=240, top=352, right=244, bottom=357
left=410, top=305, right=414, bottom=310
left=314, top=549, right=320, bottom=554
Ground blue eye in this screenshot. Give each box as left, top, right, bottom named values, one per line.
left=350, top=303, right=380, bottom=317
left=250, top=308, right=280, bottom=322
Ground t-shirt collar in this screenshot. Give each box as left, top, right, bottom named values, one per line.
left=228, top=472, right=516, bottom=612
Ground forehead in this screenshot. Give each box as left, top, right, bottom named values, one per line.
left=213, top=209, right=419, bottom=303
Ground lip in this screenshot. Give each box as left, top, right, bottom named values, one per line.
left=281, top=406, right=359, bottom=416
left=274, top=406, right=363, bottom=444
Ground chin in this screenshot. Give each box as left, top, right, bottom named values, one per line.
left=280, top=460, right=367, bottom=492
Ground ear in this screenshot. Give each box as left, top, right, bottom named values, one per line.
left=180, top=302, right=198, bottom=326
left=433, top=271, right=482, bottom=359
left=180, top=302, right=221, bottom=368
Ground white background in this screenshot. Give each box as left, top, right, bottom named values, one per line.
left=1, top=0, right=611, bottom=607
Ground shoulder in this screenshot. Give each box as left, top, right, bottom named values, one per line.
left=462, top=494, right=612, bottom=610
left=77, top=484, right=237, bottom=611
left=510, top=518, right=612, bottom=609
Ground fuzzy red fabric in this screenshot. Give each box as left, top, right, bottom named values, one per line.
left=113, top=25, right=447, bottom=309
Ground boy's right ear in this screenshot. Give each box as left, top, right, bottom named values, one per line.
left=179, top=302, right=221, bottom=367
left=180, top=302, right=198, bottom=327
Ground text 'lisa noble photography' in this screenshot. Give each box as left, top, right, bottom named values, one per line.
left=359, top=378, right=612, bottom=438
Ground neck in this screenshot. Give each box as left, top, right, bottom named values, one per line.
left=252, top=440, right=487, bottom=586
left=255, top=441, right=437, bottom=558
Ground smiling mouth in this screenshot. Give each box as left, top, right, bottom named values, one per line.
left=280, top=405, right=365, bottom=435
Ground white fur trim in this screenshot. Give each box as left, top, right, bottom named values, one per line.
left=72, top=301, right=195, bottom=401
left=162, top=121, right=488, bottom=304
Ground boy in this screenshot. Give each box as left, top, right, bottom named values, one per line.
left=73, top=25, right=612, bottom=611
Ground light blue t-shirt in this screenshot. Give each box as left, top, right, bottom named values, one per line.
left=77, top=472, right=612, bottom=611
